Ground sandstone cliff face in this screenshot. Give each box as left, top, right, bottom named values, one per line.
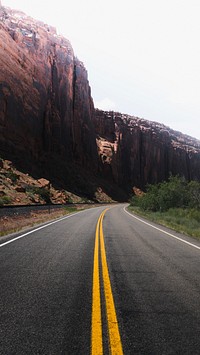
left=0, top=6, right=97, bottom=175
left=0, top=6, right=200, bottom=200
left=94, top=110, right=200, bottom=190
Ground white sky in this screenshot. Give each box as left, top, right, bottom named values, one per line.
left=2, top=0, right=200, bottom=140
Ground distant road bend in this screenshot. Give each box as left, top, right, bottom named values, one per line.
left=0, top=204, right=200, bottom=354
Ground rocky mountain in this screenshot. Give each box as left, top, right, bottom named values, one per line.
left=0, top=5, right=200, bottom=203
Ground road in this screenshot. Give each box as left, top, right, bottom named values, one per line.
left=0, top=204, right=200, bottom=354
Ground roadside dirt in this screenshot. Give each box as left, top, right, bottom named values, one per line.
left=0, top=206, right=83, bottom=237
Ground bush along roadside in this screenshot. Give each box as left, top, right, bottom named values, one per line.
left=129, top=176, right=200, bottom=239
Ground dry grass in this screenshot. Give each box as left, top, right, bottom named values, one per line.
left=0, top=207, right=81, bottom=237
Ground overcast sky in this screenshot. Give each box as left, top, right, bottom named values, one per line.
left=3, top=0, right=200, bottom=140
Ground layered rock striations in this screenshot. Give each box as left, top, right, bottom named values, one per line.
left=0, top=6, right=200, bottom=200
left=94, top=110, right=200, bottom=190
left=0, top=6, right=97, bottom=175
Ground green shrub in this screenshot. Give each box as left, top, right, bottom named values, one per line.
left=157, top=176, right=188, bottom=211
left=37, top=188, right=51, bottom=203
left=131, top=176, right=200, bottom=212
left=0, top=195, right=12, bottom=206
left=27, top=186, right=51, bottom=203
left=5, top=171, right=19, bottom=183
left=139, top=184, right=160, bottom=211
left=188, top=181, right=200, bottom=209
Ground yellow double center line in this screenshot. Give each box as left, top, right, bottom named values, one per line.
left=91, top=209, right=123, bottom=354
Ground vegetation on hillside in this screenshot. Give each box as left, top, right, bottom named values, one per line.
left=130, top=176, right=200, bottom=239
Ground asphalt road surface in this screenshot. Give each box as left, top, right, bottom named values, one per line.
left=0, top=204, right=200, bottom=354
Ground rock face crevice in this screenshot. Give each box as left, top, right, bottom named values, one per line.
left=0, top=6, right=200, bottom=199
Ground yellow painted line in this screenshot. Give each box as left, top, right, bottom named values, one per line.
left=91, top=209, right=123, bottom=354
left=91, top=214, right=103, bottom=355
left=100, top=210, right=124, bottom=355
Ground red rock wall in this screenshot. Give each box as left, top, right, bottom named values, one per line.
left=0, top=6, right=97, bottom=174
left=94, top=110, right=200, bottom=190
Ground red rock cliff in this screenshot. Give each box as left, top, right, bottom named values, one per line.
left=94, top=110, right=200, bottom=190
left=0, top=6, right=97, bottom=175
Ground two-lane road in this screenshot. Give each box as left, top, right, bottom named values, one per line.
left=0, top=205, right=200, bottom=354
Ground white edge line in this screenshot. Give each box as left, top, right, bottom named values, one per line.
left=123, top=207, right=200, bottom=251
left=0, top=209, right=86, bottom=248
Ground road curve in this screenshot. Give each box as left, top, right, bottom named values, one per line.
left=0, top=204, right=200, bottom=354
